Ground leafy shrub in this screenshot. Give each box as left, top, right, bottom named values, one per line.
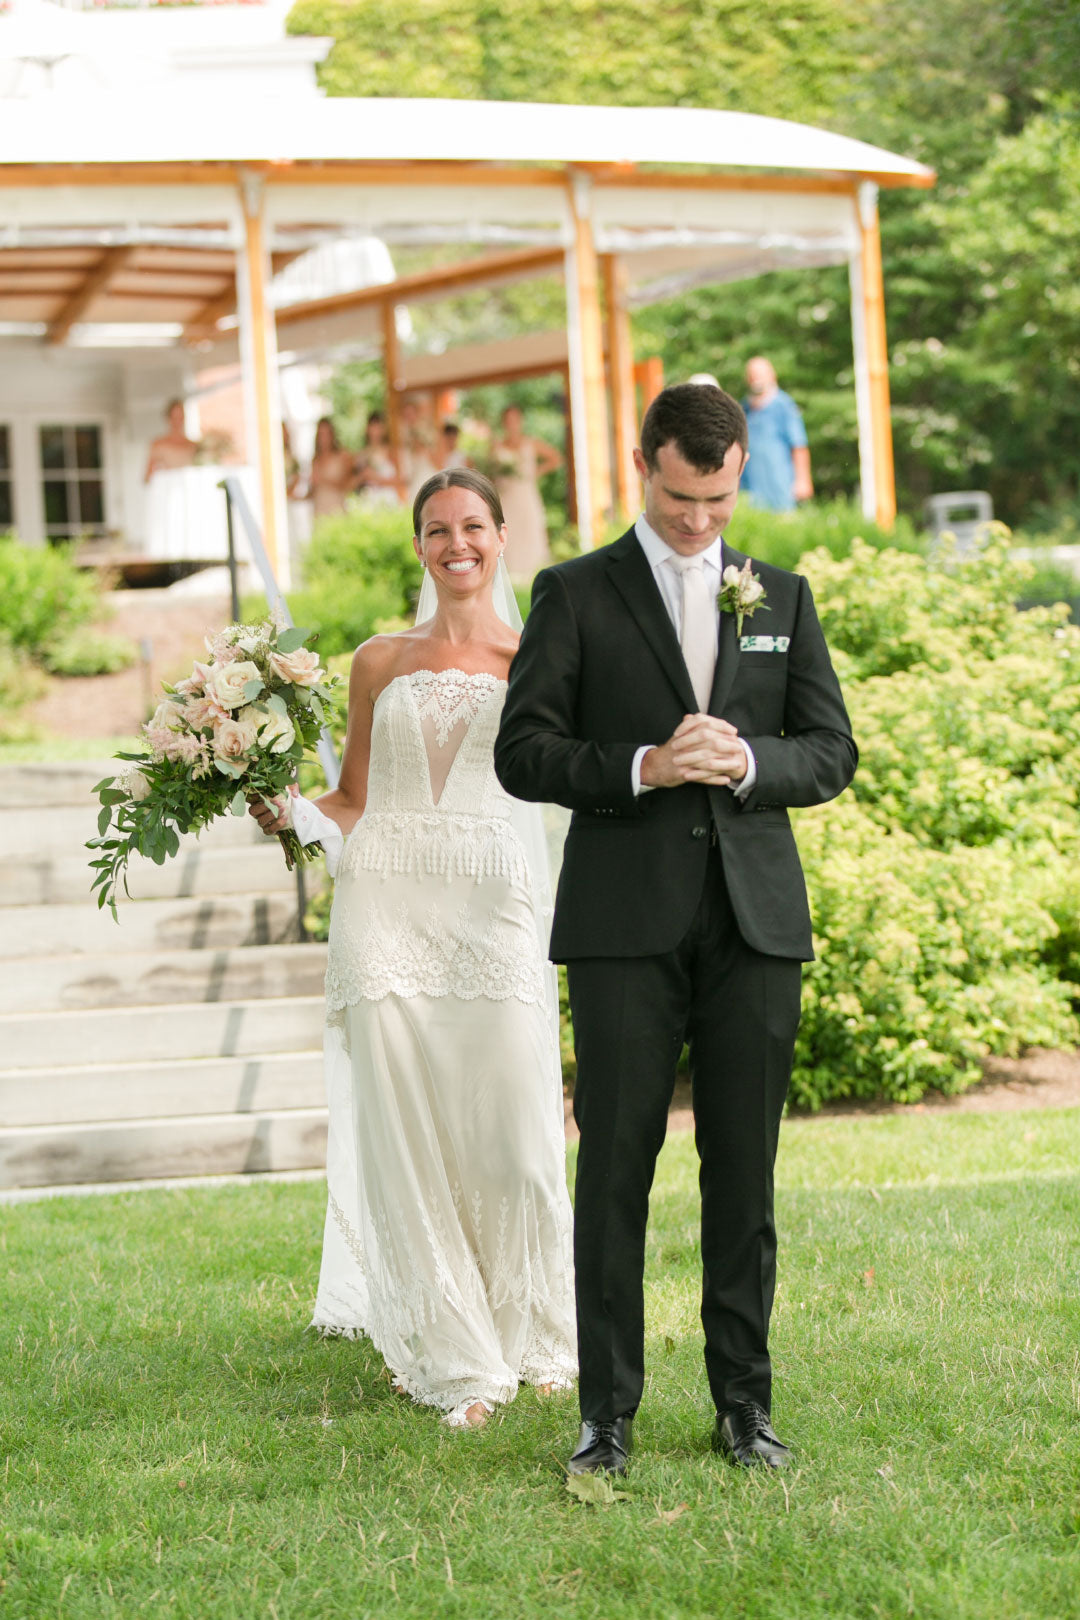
left=0, top=634, right=45, bottom=742
left=724, top=497, right=924, bottom=571
left=42, top=629, right=138, bottom=677
left=0, top=535, right=100, bottom=658
left=790, top=537, right=1080, bottom=1107
left=283, top=507, right=422, bottom=660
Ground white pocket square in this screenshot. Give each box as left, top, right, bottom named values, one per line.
left=739, top=635, right=790, bottom=653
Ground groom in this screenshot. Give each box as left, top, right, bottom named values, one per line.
left=494, top=383, right=857, bottom=1473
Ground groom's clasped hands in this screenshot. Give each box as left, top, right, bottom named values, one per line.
left=640, top=713, right=748, bottom=789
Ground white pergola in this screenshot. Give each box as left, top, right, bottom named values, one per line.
left=0, top=92, right=934, bottom=575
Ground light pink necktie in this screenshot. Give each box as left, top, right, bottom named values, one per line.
left=670, top=554, right=716, bottom=712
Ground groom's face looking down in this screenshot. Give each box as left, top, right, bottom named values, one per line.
left=633, top=439, right=746, bottom=556
left=632, top=381, right=749, bottom=556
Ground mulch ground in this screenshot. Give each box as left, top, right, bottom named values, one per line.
left=564, top=1047, right=1080, bottom=1140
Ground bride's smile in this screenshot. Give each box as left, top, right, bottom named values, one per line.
left=413, top=485, right=507, bottom=594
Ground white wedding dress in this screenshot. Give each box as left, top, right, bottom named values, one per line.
left=310, top=668, right=576, bottom=1422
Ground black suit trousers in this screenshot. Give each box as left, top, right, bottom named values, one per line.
left=567, top=845, right=802, bottom=1422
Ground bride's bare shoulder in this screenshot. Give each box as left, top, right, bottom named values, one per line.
left=349, top=632, right=415, bottom=703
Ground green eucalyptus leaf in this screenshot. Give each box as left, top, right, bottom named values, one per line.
left=230, top=790, right=247, bottom=816
left=275, top=626, right=312, bottom=654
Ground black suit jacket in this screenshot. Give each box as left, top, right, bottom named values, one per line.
left=494, top=526, right=857, bottom=962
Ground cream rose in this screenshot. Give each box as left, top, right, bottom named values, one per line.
left=148, top=699, right=185, bottom=733
left=242, top=704, right=295, bottom=755
left=741, top=577, right=765, bottom=606
left=269, top=646, right=322, bottom=688
left=206, top=660, right=262, bottom=711
left=119, top=767, right=152, bottom=802
left=212, top=711, right=259, bottom=762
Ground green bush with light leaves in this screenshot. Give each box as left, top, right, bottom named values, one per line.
left=790, top=537, right=1080, bottom=1107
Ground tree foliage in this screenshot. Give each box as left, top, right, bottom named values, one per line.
left=286, top=0, right=1080, bottom=525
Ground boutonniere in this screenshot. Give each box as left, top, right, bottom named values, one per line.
left=718, top=560, right=768, bottom=638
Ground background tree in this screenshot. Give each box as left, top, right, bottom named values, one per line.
left=287, top=0, right=1080, bottom=528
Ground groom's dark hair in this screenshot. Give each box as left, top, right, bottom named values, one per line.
left=640, top=383, right=748, bottom=474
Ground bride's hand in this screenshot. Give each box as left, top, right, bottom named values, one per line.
left=247, top=786, right=295, bottom=836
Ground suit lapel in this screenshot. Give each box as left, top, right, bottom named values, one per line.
left=606, top=529, right=698, bottom=714
left=709, top=541, right=745, bottom=715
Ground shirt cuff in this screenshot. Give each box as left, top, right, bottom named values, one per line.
left=291, top=793, right=346, bottom=879
left=733, top=740, right=757, bottom=801
left=632, top=745, right=657, bottom=796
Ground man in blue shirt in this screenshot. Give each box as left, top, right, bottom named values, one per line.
left=739, top=357, right=813, bottom=512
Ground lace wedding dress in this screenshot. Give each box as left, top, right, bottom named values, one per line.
left=310, top=668, right=576, bottom=1422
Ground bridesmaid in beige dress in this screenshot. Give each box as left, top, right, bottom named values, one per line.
left=309, top=417, right=360, bottom=520
left=493, top=405, right=562, bottom=581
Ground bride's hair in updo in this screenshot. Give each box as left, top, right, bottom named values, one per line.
left=413, top=467, right=505, bottom=537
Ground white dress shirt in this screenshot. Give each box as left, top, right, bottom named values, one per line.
left=631, top=513, right=757, bottom=799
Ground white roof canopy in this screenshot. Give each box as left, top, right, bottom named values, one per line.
left=0, top=92, right=933, bottom=180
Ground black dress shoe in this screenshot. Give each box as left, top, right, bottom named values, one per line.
left=712, top=1401, right=791, bottom=1469
left=567, top=1416, right=633, bottom=1475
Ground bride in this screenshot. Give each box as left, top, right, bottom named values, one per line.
left=252, top=468, right=576, bottom=1427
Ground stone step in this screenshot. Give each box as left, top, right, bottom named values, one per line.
left=0, top=1107, right=329, bottom=1191
left=0, top=760, right=118, bottom=808
left=1, top=802, right=268, bottom=855
left=0, top=941, right=328, bottom=1014
left=0, top=1050, right=324, bottom=1127
left=0, top=892, right=303, bottom=958
left=0, top=996, right=325, bottom=1070
left=0, top=841, right=301, bottom=907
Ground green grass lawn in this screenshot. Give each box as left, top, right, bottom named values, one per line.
left=2, top=1109, right=1078, bottom=1620
left=0, top=736, right=141, bottom=765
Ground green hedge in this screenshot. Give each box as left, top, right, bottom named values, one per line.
left=790, top=537, right=1080, bottom=1106
left=0, top=535, right=100, bottom=659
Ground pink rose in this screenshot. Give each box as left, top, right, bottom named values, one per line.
left=176, top=660, right=213, bottom=696
left=181, top=696, right=218, bottom=731
left=269, top=646, right=322, bottom=687
left=212, top=711, right=259, bottom=762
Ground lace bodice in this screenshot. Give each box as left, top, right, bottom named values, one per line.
left=363, top=669, right=513, bottom=820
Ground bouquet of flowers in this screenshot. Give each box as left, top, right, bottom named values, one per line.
left=88, top=615, right=341, bottom=917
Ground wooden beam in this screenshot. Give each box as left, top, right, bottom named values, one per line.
left=237, top=177, right=286, bottom=582
left=579, top=166, right=935, bottom=194
left=600, top=253, right=638, bottom=521
left=565, top=173, right=612, bottom=548
left=856, top=183, right=896, bottom=528
left=634, top=357, right=665, bottom=415
left=183, top=250, right=305, bottom=343
left=380, top=299, right=407, bottom=504
left=0, top=160, right=936, bottom=195
left=45, top=245, right=136, bottom=344
left=274, top=245, right=565, bottom=331
left=561, top=365, right=577, bottom=527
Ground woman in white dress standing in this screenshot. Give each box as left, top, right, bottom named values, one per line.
left=493, top=404, right=562, bottom=582
left=252, top=468, right=575, bottom=1428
